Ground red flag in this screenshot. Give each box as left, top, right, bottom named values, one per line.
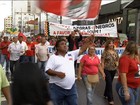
left=38, top=0, right=102, bottom=19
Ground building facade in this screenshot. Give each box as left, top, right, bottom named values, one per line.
left=123, top=0, right=140, bottom=44
left=72, top=0, right=140, bottom=44
left=99, top=0, right=140, bottom=43
left=12, top=0, right=40, bottom=35
left=4, top=16, right=12, bottom=31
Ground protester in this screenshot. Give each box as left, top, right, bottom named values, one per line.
left=68, top=30, right=83, bottom=71
left=36, top=36, right=49, bottom=72
left=121, top=40, right=128, bottom=48
left=32, top=36, right=41, bottom=63
left=35, top=36, right=41, bottom=44
left=116, top=41, right=140, bottom=105
left=8, top=36, right=23, bottom=75
left=0, top=65, right=12, bottom=105
left=101, top=40, right=119, bottom=105
left=45, top=34, right=94, bottom=105
left=61, top=36, right=69, bottom=46
left=0, top=36, right=11, bottom=74
left=68, top=30, right=82, bottom=51
left=25, top=37, right=35, bottom=63
left=18, top=36, right=28, bottom=63
left=12, top=62, right=52, bottom=105
left=77, top=45, right=105, bottom=105
left=49, top=37, right=57, bottom=46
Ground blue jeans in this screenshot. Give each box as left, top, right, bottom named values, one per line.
left=49, top=83, right=78, bottom=105
left=116, top=82, right=139, bottom=105
left=10, top=60, right=19, bottom=75
left=82, top=75, right=96, bottom=105
left=25, top=56, right=35, bottom=63
left=1, top=54, right=9, bottom=72
left=37, top=61, right=47, bottom=72
left=19, top=55, right=26, bottom=63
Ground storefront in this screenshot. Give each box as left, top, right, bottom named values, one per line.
left=72, top=0, right=140, bottom=43
left=99, top=0, right=140, bottom=43
left=123, top=0, right=140, bottom=43
left=98, top=0, right=123, bottom=33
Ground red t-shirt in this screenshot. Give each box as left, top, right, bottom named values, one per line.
left=73, top=41, right=77, bottom=50
left=32, top=42, right=39, bottom=55
left=26, top=42, right=35, bottom=56
left=80, top=54, right=100, bottom=75
left=0, top=41, right=11, bottom=55
left=118, top=55, right=140, bottom=88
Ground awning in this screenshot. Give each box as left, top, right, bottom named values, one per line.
left=123, top=0, right=140, bottom=9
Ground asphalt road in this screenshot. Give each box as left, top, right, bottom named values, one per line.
left=77, top=78, right=120, bottom=105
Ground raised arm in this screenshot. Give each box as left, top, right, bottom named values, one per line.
left=77, top=32, right=83, bottom=42
left=78, top=34, right=95, bottom=56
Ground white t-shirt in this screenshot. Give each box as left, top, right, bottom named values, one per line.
left=18, top=41, right=28, bottom=55
left=8, top=42, right=23, bottom=61
left=45, top=49, right=79, bottom=89
left=36, top=43, right=48, bottom=61
left=46, top=41, right=50, bottom=46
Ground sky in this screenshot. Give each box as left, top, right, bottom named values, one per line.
left=0, top=1, right=11, bottom=31
left=0, top=0, right=128, bottom=32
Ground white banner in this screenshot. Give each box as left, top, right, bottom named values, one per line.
left=47, top=46, right=125, bottom=60
left=49, top=22, right=118, bottom=37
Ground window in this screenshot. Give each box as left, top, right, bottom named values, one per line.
left=127, top=9, right=138, bottom=41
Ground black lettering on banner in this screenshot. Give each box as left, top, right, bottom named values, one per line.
left=87, top=30, right=94, bottom=33
left=94, top=30, right=99, bottom=33
left=73, top=26, right=91, bottom=30
left=95, top=23, right=115, bottom=29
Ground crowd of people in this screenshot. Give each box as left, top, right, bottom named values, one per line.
left=0, top=30, right=140, bottom=105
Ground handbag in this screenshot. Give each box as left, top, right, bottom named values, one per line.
left=87, top=74, right=99, bottom=84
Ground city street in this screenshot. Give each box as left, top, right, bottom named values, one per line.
left=1, top=0, right=140, bottom=105
left=77, top=78, right=121, bottom=105
left=2, top=77, right=140, bottom=105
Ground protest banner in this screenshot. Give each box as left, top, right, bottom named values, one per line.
left=47, top=46, right=125, bottom=59
left=48, top=22, right=118, bottom=37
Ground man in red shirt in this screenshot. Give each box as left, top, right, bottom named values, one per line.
left=25, top=37, right=35, bottom=63
left=0, top=36, right=11, bottom=74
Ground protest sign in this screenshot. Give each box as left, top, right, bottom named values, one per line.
left=48, top=22, right=118, bottom=37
